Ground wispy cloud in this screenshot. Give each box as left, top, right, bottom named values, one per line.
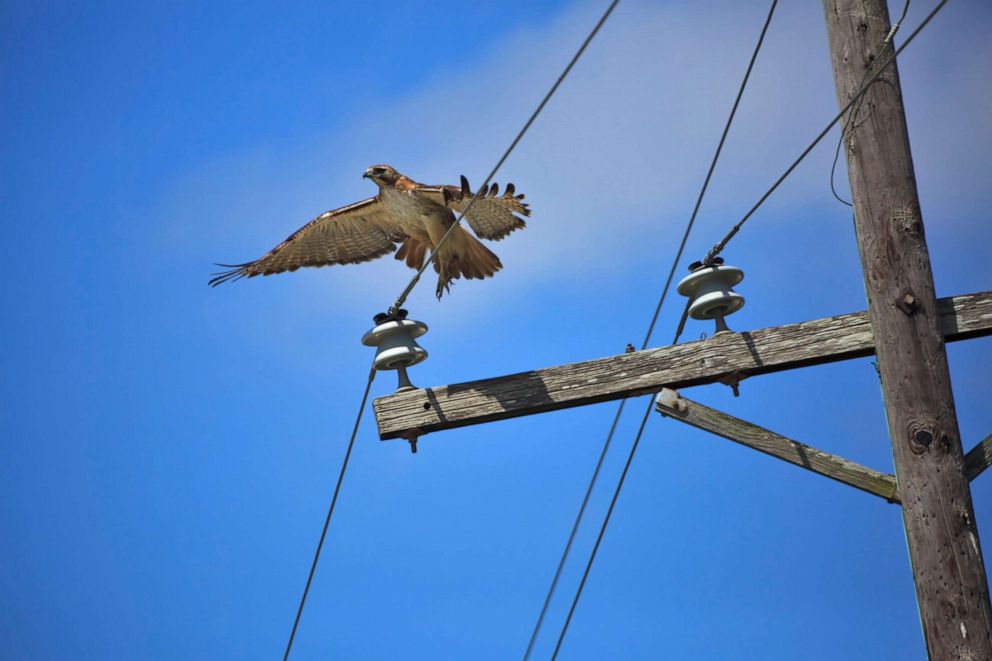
left=158, top=0, right=991, bottom=332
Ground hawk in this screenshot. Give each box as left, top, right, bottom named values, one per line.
left=209, top=164, right=530, bottom=298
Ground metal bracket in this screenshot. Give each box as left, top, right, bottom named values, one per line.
left=655, top=388, right=688, bottom=416
left=717, top=371, right=748, bottom=397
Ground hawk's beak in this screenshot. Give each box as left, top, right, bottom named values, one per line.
left=363, top=169, right=373, bottom=179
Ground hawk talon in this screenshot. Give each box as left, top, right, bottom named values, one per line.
left=435, top=275, right=454, bottom=299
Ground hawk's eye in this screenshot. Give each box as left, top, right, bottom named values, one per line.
left=372, top=167, right=386, bottom=176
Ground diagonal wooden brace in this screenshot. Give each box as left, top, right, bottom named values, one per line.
left=965, top=433, right=992, bottom=482
left=654, top=388, right=900, bottom=502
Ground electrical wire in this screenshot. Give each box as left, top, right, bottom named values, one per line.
left=522, top=397, right=630, bottom=661
left=829, top=0, right=911, bottom=207
left=387, top=0, right=621, bottom=316
left=523, top=3, right=778, bottom=656
left=540, top=1, right=952, bottom=654
left=703, top=0, right=950, bottom=266
left=640, top=0, right=778, bottom=348
left=283, top=366, right=377, bottom=660
left=551, top=397, right=653, bottom=660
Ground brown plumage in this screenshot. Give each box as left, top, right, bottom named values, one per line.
left=209, top=164, right=530, bottom=298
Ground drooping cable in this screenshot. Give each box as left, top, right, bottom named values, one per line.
left=283, top=366, right=377, bottom=660
left=702, top=0, right=949, bottom=265
left=387, top=0, right=621, bottom=316
left=829, top=0, right=911, bottom=207
left=522, top=3, right=778, bottom=657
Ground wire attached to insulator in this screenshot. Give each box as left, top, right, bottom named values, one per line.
left=524, top=2, right=779, bottom=657
left=702, top=0, right=949, bottom=266
left=387, top=0, right=621, bottom=316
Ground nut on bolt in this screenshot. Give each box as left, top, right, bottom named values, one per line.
left=896, top=291, right=919, bottom=315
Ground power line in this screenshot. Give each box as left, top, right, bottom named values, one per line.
left=523, top=2, right=778, bottom=656
left=548, top=2, right=952, bottom=654
left=522, top=397, right=630, bottom=661
left=549, top=290, right=730, bottom=656
left=283, top=366, right=377, bottom=660
left=387, top=0, right=621, bottom=316
left=703, top=0, right=950, bottom=265
left=551, top=398, right=653, bottom=660
left=641, top=0, right=779, bottom=346
left=286, top=4, right=617, bottom=648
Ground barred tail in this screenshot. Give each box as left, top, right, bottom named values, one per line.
left=394, top=238, right=427, bottom=270
left=455, top=229, right=501, bottom=280
left=435, top=228, right=502, bottom=298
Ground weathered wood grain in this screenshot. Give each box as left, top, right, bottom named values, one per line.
left=655, top=389, right=899, bottom=502
left=373, top=290, right=992, bottom=440
left=824, top=1, right=992, bottom=656
left=965, top=433, right=992, bottom=482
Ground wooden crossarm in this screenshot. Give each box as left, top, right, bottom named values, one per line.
left=372, top=291, right=992, bottom=441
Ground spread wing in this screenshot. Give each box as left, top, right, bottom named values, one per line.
left=209, top=197, right=404, bottom=286
left=418, top=176, right=530, bottom=241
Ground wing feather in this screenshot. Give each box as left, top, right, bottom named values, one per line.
left=417, top=178, right=530, bottom=241
left=209, top=197, right=403, bottom=286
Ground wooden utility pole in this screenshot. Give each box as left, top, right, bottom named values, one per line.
left=823, top=0, right=992, bottom=657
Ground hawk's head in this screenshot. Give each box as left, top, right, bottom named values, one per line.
left=363, top=164, right=400, bottom=186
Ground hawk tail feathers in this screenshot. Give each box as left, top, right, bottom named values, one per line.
left=208, top=263, right=252, bottom=287
left=457, top=231, right=502, bottom=280
left=435, top=229, right=502, bottom=299
left=395, top=238, right=427, bottom=270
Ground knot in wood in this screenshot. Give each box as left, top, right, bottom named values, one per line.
left=894, top=208, right=922, bottom=235
left=908, top=421, right=936, bottom=455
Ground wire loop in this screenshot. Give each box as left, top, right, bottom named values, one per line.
left=703, top=0, right=948, bottom=266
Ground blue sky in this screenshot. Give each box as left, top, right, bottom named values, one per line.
left=2, top=1, right=990, bottom=659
